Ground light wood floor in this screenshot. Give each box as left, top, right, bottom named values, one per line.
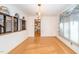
left=9, top=37, right=76, bottom=54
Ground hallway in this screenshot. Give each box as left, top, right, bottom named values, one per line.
left=9, top=37, right=76, bottom=54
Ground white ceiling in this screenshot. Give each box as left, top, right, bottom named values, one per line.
left=13, top=4, right=74, bottom=16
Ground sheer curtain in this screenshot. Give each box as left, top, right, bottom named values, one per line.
left=59, top=5, right=79, bottom=45
left=59, top=16, right=64, bottom=36
left=70, top=14, right=79, bottom=44
left=64, top=16, right=70, bottom=39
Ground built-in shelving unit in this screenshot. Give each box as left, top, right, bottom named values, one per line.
left=0, top=12, right=26, bottom=35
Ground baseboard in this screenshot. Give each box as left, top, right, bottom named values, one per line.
left=8, top=36, right=28, bottom=54
left=57, top=36, right=79, bottom=54
left=28, top=36, right=56, bottom=38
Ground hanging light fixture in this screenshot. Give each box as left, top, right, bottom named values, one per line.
left=36, top=4, right=41, bottom=19
left=34, top=3, right=42, bottom=38
left=34, top=0, right=42, bottom=40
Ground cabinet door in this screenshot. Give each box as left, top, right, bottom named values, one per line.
left=6, top=16, right=12, bottom=32
left=22, top=20, right=26, bottom=30
left=0, top=14, right=4, bottom=34
left=14, top=17, right=18, bottom=32
left=18, top=19, right=22, bottom=31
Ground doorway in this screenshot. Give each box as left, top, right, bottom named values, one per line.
left=34, top=18, right=41, bottom=41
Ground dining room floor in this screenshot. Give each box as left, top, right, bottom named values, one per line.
left=9, top=37, right=76, bottom=54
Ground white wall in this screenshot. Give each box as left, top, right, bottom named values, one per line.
left=0, top=31, right=28, bottom=54
left=0, top=4, right=28, bottom=53
left=57, top=35, right=79, bottom=53
left=41, top=16, right=58, bottom=36
left=27, top=16, right=58, bottom=37
left=4, top=4, right=26, bottom=18
left=27, top=16, right=35, bottom=37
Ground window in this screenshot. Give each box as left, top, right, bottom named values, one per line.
left=59, top=5, right=79, bottom=45
left=70, top=14, right=79, bottom=44
left=59, top=16, right=64, bottom=36
left=64, top=16, right=70, bottom=39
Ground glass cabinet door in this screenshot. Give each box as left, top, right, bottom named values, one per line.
left=18, top=19, right=22, bottom=31
left=0, top=14, right=4, bottom=34
left=14, top=17, right=18, bottom=32
left=6, top=16, right=12, bottom=33
left=22, top=20, right=26, bottom=30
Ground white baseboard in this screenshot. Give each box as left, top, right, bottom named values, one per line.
left=57, top=35, right=79, bottom=54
